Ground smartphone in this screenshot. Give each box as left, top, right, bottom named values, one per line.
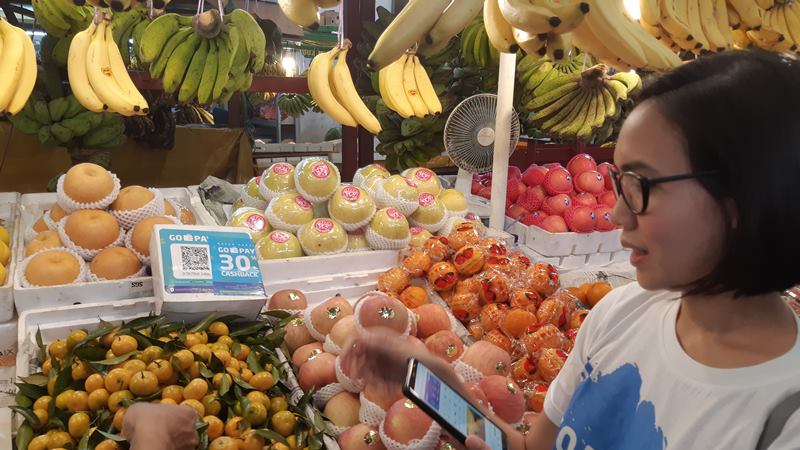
left=403, top=358, right=508, bottom=450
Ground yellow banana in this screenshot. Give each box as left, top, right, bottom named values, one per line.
left=367, top=0, right=451, bottom=70
left=685, top=0, right=711, bottom=51
left=754, top=0, right=774, bottom=10
left=514, top=28, right=548, bottom=56
left=6, top=23, right=37, bottom=115
left=85, top=19, right=140, bottom=115
left=68, top=21, right=105, bottom=112
left=380, top=55, right=414, bottom=118
left=727, top=0, right=763, bottom=30
left=659, top=0, right=696, bottom=50
left=424, top=0, right=483, bottom=50
left=412, top=55, right=442, bottom=115
left=534, top=0, right=590, bottom=34
left=711, top=0, right=735, bottom=49
left=546, top=32, right=572, bottom=61
left=484, top=0, right=519, bottom=53
left=403, top=54, right=428, bottom=117
left=728, top=4, right=742, bottom=29
left=0, top=18, right=24, bottom=113
left=639, top=0, right=660, bottom=26
left=308, top=47, right=358, bottom=127
left=105, top=21, right=148, bottom=113
left=497, top=0, right=559, bottom=35
left=277, top=0, right=320, bottom=29
left=330, top=46, right=381, bottom=134
left=784, top=1, right=800, bottom=46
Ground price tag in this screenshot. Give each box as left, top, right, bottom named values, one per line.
left=157, top=228, right=265, bottom=297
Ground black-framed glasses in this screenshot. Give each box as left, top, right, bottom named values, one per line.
left=609, top=166, right=718, bottom=214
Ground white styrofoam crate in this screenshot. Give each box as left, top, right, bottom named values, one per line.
left=0, top=193, right=20, bottom=322
left=521, top=246, right=632, bottom=272
left=13, top=189, right=211, bottom=314
left=0, top=317, right=18, bottom=409
left=150, top=225, right=267, bottom=323
left=522, top=224, right=623, bottom=257
left=261, top=250, right=398, bottom=308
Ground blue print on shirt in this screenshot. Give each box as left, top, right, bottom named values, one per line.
left=554, top=362, right=667, bottom=450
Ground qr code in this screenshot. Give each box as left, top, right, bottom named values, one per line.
left=171, top=244, right=212, bottom=279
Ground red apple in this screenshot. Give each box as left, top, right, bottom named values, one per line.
left=597, top=190, right=617, bottom=208
left=522, top=165, right=548, bottom=187
left=566, top=153, right=597, bottom=177
left=477, top=187, right=492, bottom=200
left=539, top=215, right=569, bottom=233
left=506, top=204, right=529, bottom=220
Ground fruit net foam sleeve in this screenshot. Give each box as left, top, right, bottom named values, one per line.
left=379, top=416, right=442, bottom=450
left=366, top=227, right=411, bottom=250
left=360, top=391, right=388, bottom=426
left=111, top=188, right=166, bottom=230
left=123, top=215, right=182, bottom=266
left=16, top=246, right=88, bottom=288
left=57, top=218, right=125, bottom=261
left=56, top=172, right=121, bottom=213
left=335, top=354, right=365, bottom=393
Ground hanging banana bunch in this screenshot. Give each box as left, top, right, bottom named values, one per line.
left=0, top=18, right=38, bottom=116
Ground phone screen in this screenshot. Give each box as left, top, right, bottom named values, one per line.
left=406, top=359, right=506, bottom=450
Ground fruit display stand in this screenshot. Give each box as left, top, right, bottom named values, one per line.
left=12, top=188, right=212, bottom=313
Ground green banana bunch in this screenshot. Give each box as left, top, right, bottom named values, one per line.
left=139, top=10, right=264, bottom=104
left=277, top=94, right=313, bottom=118
left=374, top=112, right=445, bottom=171
left=31, top=0, right=92, bottom=38
left=523, top=64, right=641, bottom=144
left=9, top=95, right=127, bottom=148
left=459, top=16, right=499, bottom=69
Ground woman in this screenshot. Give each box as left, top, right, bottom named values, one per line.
left=345, top=50, right=800, bottom=450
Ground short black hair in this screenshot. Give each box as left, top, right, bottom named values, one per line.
left=637, top=50, right=800, bottom=297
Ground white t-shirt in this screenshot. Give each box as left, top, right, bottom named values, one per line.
left=544, top=282, right=800, bottom=450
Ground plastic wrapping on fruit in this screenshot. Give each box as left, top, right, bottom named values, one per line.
left=255, top=230, right=303, bottom=260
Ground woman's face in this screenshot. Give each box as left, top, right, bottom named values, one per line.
left=611, top=100, right=728, bottom=292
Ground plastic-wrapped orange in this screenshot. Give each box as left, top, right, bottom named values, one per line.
left=447, top=223, right=481, bottom=250
left=455, top=277, right=482, bottom=295
left=402, top=251, right=432, bottom=278
left=587, top=282, right=613, bottom=307
left=427, top=261, right=458, bottom=291
left=482, top=329, right=513, bottom=354
left=449, top=292, right=481, bottom=322
left=537, top=349, right=568, bottom=382
left=569, top=309, right=589, bottom=329
left=536, top=298, right=568, bottom=328
left=467, top=321, right=484, bottom=340
left=501, top=308, right=538, bottom=338
left=479, top=303, right=508, bottom=332
left=509, top=289, right=542, bottom=312
left=524, top=381, right=549, bottom=413
left=528, top=268, right=560, bottom=297
left=478, top=270, right=511, bottom=304
left=521, top=323, right=567, bottom=354
left=423, top=236, right=451, bottom=262
left=453, top=245, right=485, bottom=276
left=484, top=255, right=514, bottom=275
left=511, top=356, right=537, bottom=385
left=377, top=267, right=410, bottom=294
left=479, top=238, right=508, bottom=257
left=399, top=286, right=429, bottom=309
left=566, top=287, right=587, bottom=305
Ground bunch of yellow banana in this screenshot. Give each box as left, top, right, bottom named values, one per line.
left=277, top=0, right=342, bottom=30
left=377, top=53, right=443, bottom=120
left=745, top=1, right=800, bottom=52
left=68, top=15, right=149, bottom=116
left=308, top=41, right=383, bottom=134
left=568, top=0, right=682, bottom=72
left=0, top=18, right=37, bottom=116
left=73, top=0, right=173, bottom=12
left=525, top=64, right=640, bottom=142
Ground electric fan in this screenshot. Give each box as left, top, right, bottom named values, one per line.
left=444, top=93, right=521, bottom=217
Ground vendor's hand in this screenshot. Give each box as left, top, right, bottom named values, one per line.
left=122, top=403, right=199, bottom=450
left=341, top=328, right=430, bottom=388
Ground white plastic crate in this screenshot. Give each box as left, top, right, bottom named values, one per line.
left=13, top=189, right=210, bottom=314
left=0, top=193, right=20, bottom=322
left=261, top=250, right=399, bottom=308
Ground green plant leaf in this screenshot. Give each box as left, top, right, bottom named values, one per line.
left=95, top=351, right=139, bottom=365
left=73, top=346, right=109, bottom=362
left=254, top=429, right=288, bottom=445
left=96, top=430, right=127, bottom=442
left=189, top=313, right=218, bottom=333
left=9, top=406, right=40, bottom=428
left=19, top=374, right=49, bottom=387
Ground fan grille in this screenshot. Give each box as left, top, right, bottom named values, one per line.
left=444, top=94, right=521, bottom=173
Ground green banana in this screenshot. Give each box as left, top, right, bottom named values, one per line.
left=228, top=26, right=249, bottom=76
left=37, top=125, right=56, bottom=146
left=119, top=18, right=137, bottom=67
left=197, top=39, right=218, bottom=105
left=475, top=30, right=489, bottom=67
left=99, top=111, right=124, bottom=127
left=139, top=13, right=182, bottom=63
left=60, top=111, right=96, bottom=136
left=149, top=27, right=193, bottom=79
left=164, top=33, right=201, bottom=94
left=213, top=27, right=237, bottom=101
left=83, top=122, right=125, bottom=147
left=227, top=9, right=266, bottom=72
left=131, top=18, right=150, bottom=62
left=47, top=0, right=88, bottom=28
left=178, top=39, right=209, bottom=103
left=86, top=112, right=104, bottom=129
left=112, top=9, right=141, bottom=43
left=32, top=0, right=70, bottom=38
left=51, top=35, right=72, bottom=67
left=33, top=101, right=52, bottom=125
left=532, top=89, right=580, bottom=122
left=50, top=123, right=75, bottom=144
left=8, top=114, right=43, bottom=134
left=62, top=95, right=84, bottom=118
left=48, top=97, right=69, bottom=122
left=39, top=34, right=59, bottom=64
